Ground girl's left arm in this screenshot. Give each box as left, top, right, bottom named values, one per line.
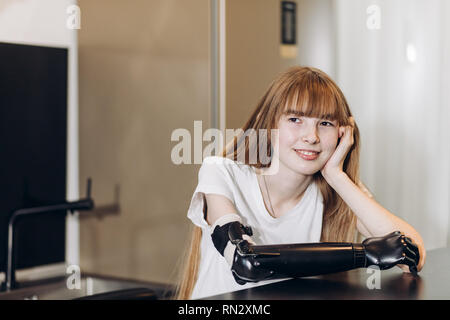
left=321, top=117, right=425, bottom=271
left=325, top=171, right=426, bottom=271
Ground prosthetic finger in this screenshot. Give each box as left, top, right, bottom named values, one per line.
left=400, top=235, right=416, bottom=258
left=404, top=246, right=417, bottom=264
left=404, top=237, right=420, bottom=265
left=401, top=237, right=419, bottom=275
left=401, top=254, right=418, bottom=275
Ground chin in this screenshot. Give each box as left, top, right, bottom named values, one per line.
left=295, top=167, right=320, bottom=176
left=286, top=159, right=322, bottom=176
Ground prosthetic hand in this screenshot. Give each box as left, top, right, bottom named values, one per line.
left=211, top=214, right=420, bottom=285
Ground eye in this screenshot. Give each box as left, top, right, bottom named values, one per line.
left=320, top=121, right=334, bottom=127
left=288, top=117, right=301, bottom=123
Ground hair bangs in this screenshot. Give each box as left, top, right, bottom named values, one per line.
left=281, top=74, right=348, bottom=125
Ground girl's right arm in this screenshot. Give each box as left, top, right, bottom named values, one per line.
left=204, top=193, right=238, bottom=226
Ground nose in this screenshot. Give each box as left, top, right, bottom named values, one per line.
left=301, top=124, right=319, bottom=144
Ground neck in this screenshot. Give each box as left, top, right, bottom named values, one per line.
left=259, top=162, right=313, bottom=209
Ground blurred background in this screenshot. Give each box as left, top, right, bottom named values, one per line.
left=0, top=0, right=449, bottom=291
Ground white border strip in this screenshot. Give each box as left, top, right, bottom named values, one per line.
left=65, top=23, right=79, bottom=267
left=219, top=0, right=226, bottom=134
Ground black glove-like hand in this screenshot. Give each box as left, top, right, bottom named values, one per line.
left=362, top=231, right=420, bottom=274
left=231, top=248, right=274, bottom=285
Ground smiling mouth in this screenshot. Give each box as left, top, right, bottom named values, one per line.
left=294, top=149, right=320, bottom=160
left=294, top=149, right=320, bottom=155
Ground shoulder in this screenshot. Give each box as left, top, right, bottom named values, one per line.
left=200, top=156, right=253, bottom=179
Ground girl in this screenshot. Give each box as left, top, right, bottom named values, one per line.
left=176, top=66, right=425, bottom=299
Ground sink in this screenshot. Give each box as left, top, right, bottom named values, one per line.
left=0, top=274, right=174, bottom=300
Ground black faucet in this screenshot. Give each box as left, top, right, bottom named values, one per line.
left=1, top=178, right=95, bottom=291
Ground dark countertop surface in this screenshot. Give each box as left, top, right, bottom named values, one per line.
left=205, top=247, right=450, bottom=300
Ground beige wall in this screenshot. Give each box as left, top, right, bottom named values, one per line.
left=78, top=0, right=210, bottom=284
left=226, top=0, right=298, bottom=130
left=77, top=0, right=313, bottom=286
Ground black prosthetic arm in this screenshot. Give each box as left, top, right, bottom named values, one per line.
left=223, top=222, right=420, bottom=285
left=232, top=242, right=366, bottom=284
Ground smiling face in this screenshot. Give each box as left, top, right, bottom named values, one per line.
left=261, top=68, right=352, bottom=177
left=273, top=110, right=340, bottom=176
left=230, top=67, right=355, bottom=178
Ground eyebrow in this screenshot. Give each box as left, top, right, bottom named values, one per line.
left=284, top=109, right=335, bottom=120
left=284, top=109, right=305, bottom=116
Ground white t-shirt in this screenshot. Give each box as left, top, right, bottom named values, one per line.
left=187, top=156, right=324, bottom=299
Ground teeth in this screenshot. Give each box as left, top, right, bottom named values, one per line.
left=296, top=150, right=317, bottom=156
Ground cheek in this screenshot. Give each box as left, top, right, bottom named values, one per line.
left=320, top=131, right=339, bottom=153
left=277, top=126, right=296, bottom=147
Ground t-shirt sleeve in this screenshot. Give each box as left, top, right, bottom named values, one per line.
left=187, top=157, right=236, bottom=229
